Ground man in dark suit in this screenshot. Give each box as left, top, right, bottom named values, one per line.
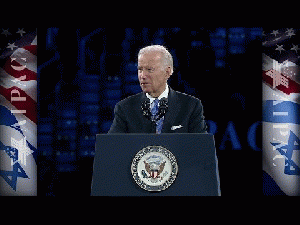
left=108, top=45, right=207, bottom=134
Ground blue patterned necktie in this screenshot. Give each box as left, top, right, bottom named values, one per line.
left=151, top=98, right=164, bottom=134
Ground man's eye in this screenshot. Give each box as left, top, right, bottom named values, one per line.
left=137, top=67, right=154, bottom=72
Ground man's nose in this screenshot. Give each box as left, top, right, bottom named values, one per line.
left=139, top=70, right=148, bottom=79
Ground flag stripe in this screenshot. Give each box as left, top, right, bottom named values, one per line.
left=263, top=100, right=300, bottom=124
left=0, top=68, right=36, bottom=101
left=262, top=71, right=300, bottom=95
left=22, top=45, right=37, bottom=56
left=0, top=95, right=36, bottom=149
left=10, top=47, right=37, bottom=73
left=262, top=82, right=300, bottom=104
left=1, top=60, right=37, bottom=81
left=0, top=86, right=36, bottom=124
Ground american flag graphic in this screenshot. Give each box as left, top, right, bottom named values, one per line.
left=262, top=28, right=300, bottom=195
left=0, top=28, right=37, bottom=195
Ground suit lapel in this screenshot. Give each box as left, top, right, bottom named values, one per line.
left=161, top=87, right=180, bottom=133
left=139, top=92, right=154, bottom=133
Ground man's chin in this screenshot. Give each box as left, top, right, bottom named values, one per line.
left=141, top=87, right=152, bottom=94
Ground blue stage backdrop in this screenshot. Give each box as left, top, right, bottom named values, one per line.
left=37, top=28, right=263, bottom=196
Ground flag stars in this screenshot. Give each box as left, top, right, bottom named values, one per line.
left=7, top=43, right=18, bottom=50
left=290, top=44, right=299, bottom=54
left=1, top=28, right=26, bottom=37
left=1, top=29, right=11, bottom=37
left=286, top=28, right=295, bottom=38
left=16, top=28, right=26, bottom=37
left=275, top=44, right=285, bottom=53
left=271, top=30, right=279, bottom=37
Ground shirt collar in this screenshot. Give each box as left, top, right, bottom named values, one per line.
left=146, top=84, right=169, bottom=104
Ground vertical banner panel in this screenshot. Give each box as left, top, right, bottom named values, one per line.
left=262, top=28, right=300, bottom=195
left=0, top=29, right=37, bottom=195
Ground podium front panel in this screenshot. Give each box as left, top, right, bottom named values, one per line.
left=91, top=133, right=220, bottom=196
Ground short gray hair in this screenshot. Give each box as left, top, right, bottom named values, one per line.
left=138, top=45, right=174, bottom=75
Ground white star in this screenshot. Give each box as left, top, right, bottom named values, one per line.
left=7, top=43, right=18, bottom=50
left=1, top=29, right=11, bottom=37
left=286, top=28, right=296, bottom=38
left=286, top=28, right=294, bottom=33
left=11, top=137, right=33, bottom=167
left=275, top=44, right=285, bottom=53
left=291, top=44, right=299, bottom=53
left=16, top=28, right=26, bottom=36
left=271, top=30, right=279, bottom=37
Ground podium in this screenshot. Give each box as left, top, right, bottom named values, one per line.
left=91, top=133, right=221, bottom=196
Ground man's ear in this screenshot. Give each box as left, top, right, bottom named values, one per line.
left=165, top=66, right=172, bottom=79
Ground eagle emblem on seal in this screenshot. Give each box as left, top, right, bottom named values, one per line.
left=143, top=157, right=166, bottom=179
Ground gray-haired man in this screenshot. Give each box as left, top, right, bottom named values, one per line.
left=108, top=45, right=207, bottom=134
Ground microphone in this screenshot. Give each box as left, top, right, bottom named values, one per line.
left=141, top=97, right=168, bottom=122
left=141, top=98, right=151, bottom=121
left=156, top=97, right=168, bottom=121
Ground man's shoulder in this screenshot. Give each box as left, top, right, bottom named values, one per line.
left=117, top=92, right=144, bottom=107
left=173, top=89, right=200, bottom=103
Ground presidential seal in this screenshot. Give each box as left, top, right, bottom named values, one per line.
left=131, top=146, right=178, bottom=192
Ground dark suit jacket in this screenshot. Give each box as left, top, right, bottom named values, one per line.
left=108, top=87, right=207, bottom=134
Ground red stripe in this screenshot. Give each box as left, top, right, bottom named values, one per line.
left=2, top=58, right=36, bottom=81
left=23, top=45, right=37, bottom=56
left=262, top=70, right=300, bottom=95
left=0, top=86, right=36, bottom=124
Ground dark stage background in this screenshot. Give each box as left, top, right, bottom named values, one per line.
left=37, top=28, right=263, bottom=196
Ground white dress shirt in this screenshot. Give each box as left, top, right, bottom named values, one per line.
left=146, top=84, right=169, bottom=108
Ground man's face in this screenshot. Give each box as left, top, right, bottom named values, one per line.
left=138, top=52, right=171, bottom=98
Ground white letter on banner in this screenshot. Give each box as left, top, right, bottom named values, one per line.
left=11, top=89, right=26, bottom=102
left=273, top=124, right=290, bottom=136
left=10, top=57, right=27, bottom=71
